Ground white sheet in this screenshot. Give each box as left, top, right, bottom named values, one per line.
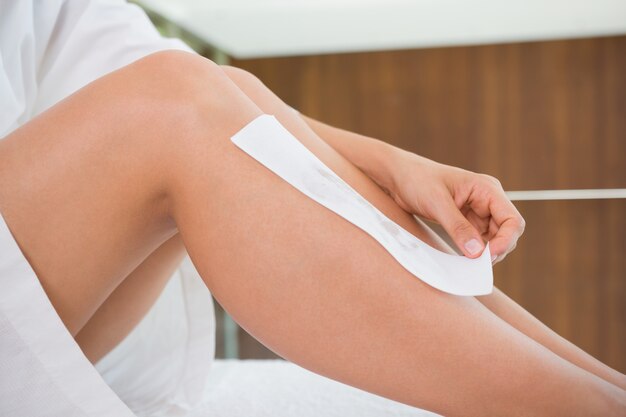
left=193, top=360, right=442, bottom=417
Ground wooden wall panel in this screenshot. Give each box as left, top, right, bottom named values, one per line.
left=232, top=36, right=626, bottom=191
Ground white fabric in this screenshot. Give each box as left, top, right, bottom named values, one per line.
left=1, top=0, right=189, bottom=137
left=94, top=258, right=215, bottom=416
left=193, top=360, right=442, bottom=417
left=0, top=0, right=215, bottom=415
left=0, top=213, right=135, bottom=416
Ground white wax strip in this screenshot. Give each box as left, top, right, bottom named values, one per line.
left=231, top=115, right=493, bottom=296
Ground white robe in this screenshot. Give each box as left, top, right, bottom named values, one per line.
left=0, top=1, right=215, bottom=416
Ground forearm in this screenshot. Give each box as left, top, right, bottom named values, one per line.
left=300, top=115, right=403, bottom=192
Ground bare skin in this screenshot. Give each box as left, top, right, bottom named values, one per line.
left=0, top=51, right=624, bottom=416
left=75, top=235, right=186, bottom=362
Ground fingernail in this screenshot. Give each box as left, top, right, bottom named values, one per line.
left=491, top=254, right=497, bottom=263
left=464, top=239, right=483, bottom=256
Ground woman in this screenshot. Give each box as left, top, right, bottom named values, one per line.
left=0, top=1, right=624, bottom=416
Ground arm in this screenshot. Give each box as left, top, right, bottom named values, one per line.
left=299, top=115, right=398, bottom=194
left=300, top=115, right=524, bottom=262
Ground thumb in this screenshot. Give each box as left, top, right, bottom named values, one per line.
left=435, top=197, right=485, bottom=258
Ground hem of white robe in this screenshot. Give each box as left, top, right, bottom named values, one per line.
left=0, top=210, right=137, bottom=416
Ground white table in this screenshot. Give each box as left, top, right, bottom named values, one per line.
left=137, top=0, right=626, bottom=59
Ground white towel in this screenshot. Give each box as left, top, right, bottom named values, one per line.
left=193, top=360, right=441, bottom=417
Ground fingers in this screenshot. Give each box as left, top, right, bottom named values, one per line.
left=465, top=209, right=490, bottom=237
left=482, top=182, right=525, bottom=262
left=489, top=215, right=524, bottom=263
left=434, top=195, right=486, bottom=258
left=458, top=175, right=525, bottom=263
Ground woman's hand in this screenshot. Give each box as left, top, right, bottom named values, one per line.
left=298, top=114, right=524, bottom=263
left=380, top=149, right=525, bottom=263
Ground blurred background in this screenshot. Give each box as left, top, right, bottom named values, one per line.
left=135, top=0, right=625, bottom=372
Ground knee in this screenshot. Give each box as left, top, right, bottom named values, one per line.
left=115, top=50, right=259, bottom=148
left=136, top=50, right=224, bottom=84
left=129, top=50, right=231, bottom=109
left=220, top=65, right=297, bottom=116
left=122, top=51, right=247, bottom=123
left=221, top=65, right=265, bottom=90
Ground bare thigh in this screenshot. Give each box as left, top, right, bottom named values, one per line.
left=0, top=51, right=258, bottom=336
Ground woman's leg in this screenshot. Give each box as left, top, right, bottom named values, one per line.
left=220, top=64, right=626, bottom=391
left=75, top=234, right=186, bottom=363
left=478, top=288, right=626, bottom=390
left=0, top=51, right=253, bottom=337
left=0, top=51, right=623, bottom=416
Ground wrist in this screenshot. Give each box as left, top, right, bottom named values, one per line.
left=370, top=144, right=438, bottom=196
left=357, top=138, right=402, bottom=193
